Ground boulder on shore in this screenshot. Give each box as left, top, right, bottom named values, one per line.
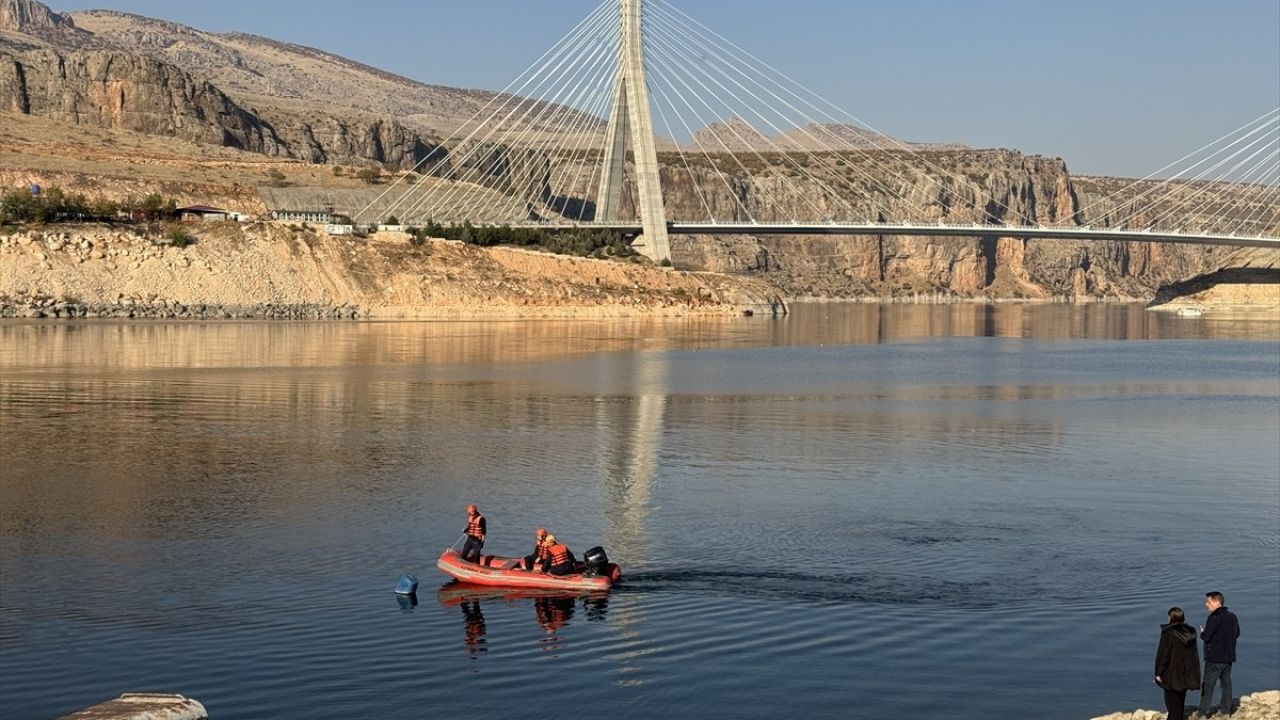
left=1090, top=690, right=1279, bottom=720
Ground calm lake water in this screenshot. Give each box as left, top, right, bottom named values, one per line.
left=1, top=303, right=1278, bottom=720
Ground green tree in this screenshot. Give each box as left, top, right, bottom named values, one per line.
left=1, top=189, right=36, bottom=223
left=158, top=224, right=195, bottom=248
left=356, top=166, right=382, bottom=184
left=142, top=193, right=165, bottom=220
left=89, top=197, right=119, bottom=219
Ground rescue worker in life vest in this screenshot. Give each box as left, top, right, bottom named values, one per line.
left=523, top=527, right=553, bottom=571
left=461, top=504, right=486, bottom=563
left=542, top=534, right=577, bottom=576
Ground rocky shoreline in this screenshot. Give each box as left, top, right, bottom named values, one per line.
left=1, top=223, right=1274, bottom=320
left=0, top=223, right=787, bottom=319
left=0, top=295, right=365, bottom=320
left=1090, top=690, right=1279, bottom=720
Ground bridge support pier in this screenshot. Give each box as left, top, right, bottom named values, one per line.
left=597, top=0, right=671, bottom=265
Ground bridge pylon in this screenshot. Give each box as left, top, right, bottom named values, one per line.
left=597, top=0, right=672, bottom=265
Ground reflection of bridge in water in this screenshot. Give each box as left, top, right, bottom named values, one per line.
left=358, top=0, right=1280, bottom=264
left=595, top=349, right=667, bottom=565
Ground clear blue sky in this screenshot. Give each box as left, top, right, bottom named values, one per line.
left=53, top=0, right=1280, bottom=178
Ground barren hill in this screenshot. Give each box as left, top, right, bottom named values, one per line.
left=66, top=9, right=513, bottom=136
left=1, top=0, right=605, bottom=168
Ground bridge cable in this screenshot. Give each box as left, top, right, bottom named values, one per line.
left=391, top=2, right=617, bottom=222
left=1176, top=140, right=1279, bottom=235
left=645, top=75, right=718, bottom=222
left=416, top=7, right=619, bottom=222
left=649, top=0, right=1044, bottom=229
left=644, top=36, right=805, bottom=221
left=1100, top=113, right=1278, bottom=231
left=644, top=65, right=752, bottom=222
left=645, top=12, right=881, bottom=222
left=1145, top=140, right=1278, bottom=234
left=646, top=4, right=930, bottom=224
left=1225, top=164, right=1280, bottom=236
left=1071, top=107, right=1279, bottom=229
left=399, top=1, right=618, bottom=222
left=355, top=0, right=616, bottom=223
left=435, top=13, right=621, bottom=224
left=645, top=46, right=792, bottom=222
left=1112, top=115, right=1278, bottom=231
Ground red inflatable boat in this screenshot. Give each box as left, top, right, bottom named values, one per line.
left=436, top=548, right=622, bottom=590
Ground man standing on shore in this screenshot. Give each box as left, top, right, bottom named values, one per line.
left=1196, top=591, right=1241, bottom=717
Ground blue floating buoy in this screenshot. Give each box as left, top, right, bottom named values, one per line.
left=395, top=574, right=419, bottom=595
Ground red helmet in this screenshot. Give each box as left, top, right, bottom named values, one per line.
left=466, top=504, right=478, bottom=514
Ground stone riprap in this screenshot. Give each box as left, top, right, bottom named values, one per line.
left=1090, top=690, right=1279, bottom=720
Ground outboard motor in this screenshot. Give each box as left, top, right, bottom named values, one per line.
left=582, top=546, right=609, bottom=576
left=395, top=574, right=419, bottom=595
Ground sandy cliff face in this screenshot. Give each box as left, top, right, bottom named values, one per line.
left=0, top=223, right=785, bottom=318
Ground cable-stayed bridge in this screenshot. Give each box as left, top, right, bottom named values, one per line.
left=357, top=0, right=1280, bottom=264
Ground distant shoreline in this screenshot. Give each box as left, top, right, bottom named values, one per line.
left=2, top=223, right=1275, bottom=320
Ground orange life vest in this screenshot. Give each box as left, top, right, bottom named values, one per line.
left=466, top=514, right=485, bottom=540
left=548, top=543, right=572, bottom=567
left=535, top=540, right=553, bottom=561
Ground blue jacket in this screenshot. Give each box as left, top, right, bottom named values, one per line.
left=1201, top=606, right=1240, bottom=664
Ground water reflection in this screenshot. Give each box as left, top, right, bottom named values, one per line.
left=2, top=303, right=1274, bottom=373
left=435, top=583, right=610, bottom=654
left=396, top=592, right=419, bottom=612
left=597, top=349, right=667, bottom=565
left=1, top=304, right=1277, bottom=720
left=461, top=600, right=487, bottom=658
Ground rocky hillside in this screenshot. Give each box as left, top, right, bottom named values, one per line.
left=0, top=222, right=785, bottom=318
left=601, top=148, right=1255, bottom=299
left=2, top=0, right=1275, bottom=304
left=691, top=118, right=966, bottom=154
left=2, top=0, right=960, bottom=167
left=64, top=7, right=557, bottom=139
left=0, top=1, right=454, bottom=169
left=0, top=0, right=80, bottom=37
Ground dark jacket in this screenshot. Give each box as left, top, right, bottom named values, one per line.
left=1201, top=606, right=1240, bottom=664
left=1155, top=622, right=1202, bottom=692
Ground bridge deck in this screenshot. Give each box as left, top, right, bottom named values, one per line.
left=501, top=222, right=1280, bottom=249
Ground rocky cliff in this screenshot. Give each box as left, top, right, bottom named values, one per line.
left=0, top=47, right=286, bottom=151
left=0, top=42, right=450, bottom=170
left=0, top=0, right=82, bottom=39
left=644, top=149, right=1245, bottom=299
left=0, top=0, right=447, bottom=169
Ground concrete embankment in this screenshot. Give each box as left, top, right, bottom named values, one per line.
left=1090, top=690, right=1279, bottom=720
left=0, top=223, right=787, bottom=319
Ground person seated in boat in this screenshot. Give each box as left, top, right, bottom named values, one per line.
left=461, top=503, right=486, bottom=563
left=523, top=527, right=553, bottom=571
left=543, top=534, right=577, bottom=576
